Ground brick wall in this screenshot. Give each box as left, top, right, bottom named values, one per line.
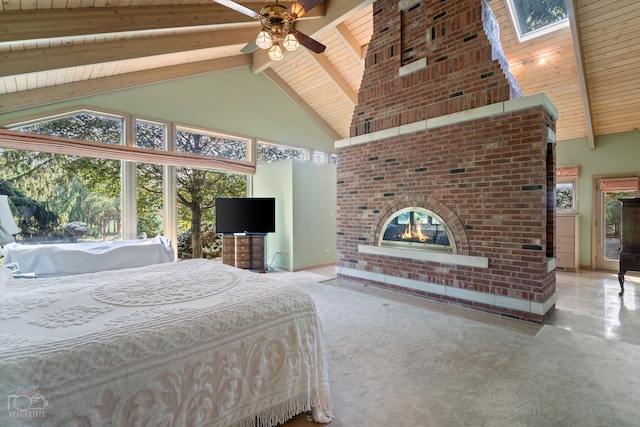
left=336, top=0, right=556, bottom=322
left=351, top=0, right=516, bottom=137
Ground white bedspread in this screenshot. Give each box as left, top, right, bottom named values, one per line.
left=0, top=259, right=332, bottom=426
left=2, top=236, right=175, bottom=277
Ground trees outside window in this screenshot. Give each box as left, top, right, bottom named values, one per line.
left=507, top=0, right=568, bottom=41
left=5, top=112, right=123, bottom=241
left=257, top=141, right=306, bottom=164
left=174, top=128, right=248, bottom=258
left=5, top=112, right=249, bottom=256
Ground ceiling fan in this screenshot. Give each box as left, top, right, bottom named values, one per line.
left=214, top=0, right=326, bottom=61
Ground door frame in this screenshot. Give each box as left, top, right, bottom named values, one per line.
left=592, top=174, right=640, bottom=270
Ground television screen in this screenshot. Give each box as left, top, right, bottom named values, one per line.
left=215, top=197, right=276, bottom=234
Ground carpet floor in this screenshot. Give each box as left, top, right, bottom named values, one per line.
left=271, top=271, right=640, bottom=427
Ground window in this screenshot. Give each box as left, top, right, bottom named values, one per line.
left=2, top=107, right=313, bottom=258
left=313, top=151, right=328, bottom=163
left=506, top=0, right=568, bottom=42
left=176, top=126, right=248, bottom=161
left=16, top=110, right=124, bottom=145
left=3, top=111, right=251, bottom=256
left=556, top=180, right=576, bottom=212
left=7, top=111, right=124, bottom=242
left=136, top=119, right=166, bottom=150
left=556, top=165, right=579, bottom=214
left=136, top=120, right=167, bottom=238
left=0, top=148, right=121, bottom=242
left=257, top=141, right=306, bottom=164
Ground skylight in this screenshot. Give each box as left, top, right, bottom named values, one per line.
left=506, top=0, right=569, bottom=42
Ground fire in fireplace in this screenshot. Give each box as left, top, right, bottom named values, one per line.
left=380, top=207, right=454, bottom=252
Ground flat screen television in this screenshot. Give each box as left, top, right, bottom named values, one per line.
left=215, top=197, right=276, bottom=234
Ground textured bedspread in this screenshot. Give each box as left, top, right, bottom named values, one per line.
left=0, top=259, right=332, bottom=426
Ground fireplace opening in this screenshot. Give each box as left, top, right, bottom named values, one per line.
left=379, top=207, right=455, bottom=252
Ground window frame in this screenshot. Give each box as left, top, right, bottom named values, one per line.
left=505, top=0, right=570, bottom=43
left=556, top=165, right=580, bottom=215
left=0, top=105, right=334, bottom=248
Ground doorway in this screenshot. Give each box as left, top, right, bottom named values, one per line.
left=594, top=177, right=639, bottom=270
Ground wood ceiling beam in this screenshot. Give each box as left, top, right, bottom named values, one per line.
left=567, top=0, right=596, bottom=150
left=264, top=68, right=342, bottom=141
left=0, top=29, right=257, bottom=77
left=335, top=22, right=365, bottom=61
left=304, top=49, right=358, bottom=105
left=252, top=0, right=374, bottom=74
left=0, top=55, right=251, bottom=114
left=0, top=3, right=324, bottom=43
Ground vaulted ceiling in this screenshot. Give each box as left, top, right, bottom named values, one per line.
left=1, top=0, right=639, bottom=148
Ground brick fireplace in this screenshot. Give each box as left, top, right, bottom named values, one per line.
left=335, top=0, right=558, bottom=322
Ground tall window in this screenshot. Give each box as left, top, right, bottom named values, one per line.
left=136, top=119, right=167, bottom=238
left=6, top=111, right=123, bottom=242
left=506, top=0, right=568, bottom=42
left=3, top=111, right=250, bottom=257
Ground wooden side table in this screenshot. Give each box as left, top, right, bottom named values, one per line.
left=221, top=234, right=266, bottom=273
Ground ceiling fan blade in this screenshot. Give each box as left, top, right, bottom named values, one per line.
left=288, top=0, right=325, bottom=19
left=294, top=30, right=326, bottom=54
left=241, top=39, right=258, bottom=54
left=214, top=0, right=260, bottom=19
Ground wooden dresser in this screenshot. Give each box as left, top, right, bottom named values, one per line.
left=618, top=198, right=640, bottom=295
left=556, top=215, right=579, bottom=272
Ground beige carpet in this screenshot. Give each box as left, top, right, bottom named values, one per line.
left=270, top=271, right=640, bottom=427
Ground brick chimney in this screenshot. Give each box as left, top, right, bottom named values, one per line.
left=335, top=0, right=558, bottom=322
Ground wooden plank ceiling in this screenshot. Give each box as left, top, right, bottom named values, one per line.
left=1, top=0, right=639, bottom=146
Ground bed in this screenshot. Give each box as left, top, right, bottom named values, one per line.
left=0, top=259, right=333, bottom=426
left=2, top=236, right=175, bottom=277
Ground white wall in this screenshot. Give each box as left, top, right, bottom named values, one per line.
left=254, top=159, right=336, bottom=271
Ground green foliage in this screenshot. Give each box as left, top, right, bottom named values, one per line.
left=257, top=143, right=305, bottom=164
left=604, top=192, right=629, bottom=237
left=175, top=130, right=247, bottom=258
left=135, top=121, right=165, bottom=238
left=62, top=221, right=91, bottom=238
left=513, top=0, right=567, bottom=34
left=177, top=222, right=222, bottom=259
left=176, top=129, right=247, bottom=160
left=6, top=112, right=248, bottom=257
left=20, top=113, right=123, bottom=144
left=556, top=188, right=573, bottom=210
left=0, top=179, right=62, bottom=239
left=5, top=112, right=123, bottom=238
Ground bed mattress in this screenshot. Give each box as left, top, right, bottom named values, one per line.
left=0, top=259, right=332, bottom=426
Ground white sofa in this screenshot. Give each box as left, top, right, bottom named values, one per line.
left=3, top=236, right=174, bottom=277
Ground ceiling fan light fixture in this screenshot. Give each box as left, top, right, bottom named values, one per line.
left=289, top=2, right=306, bottom=19
left=268, top=43, right=284, bottom=61
left=256, top=30, right=273, bottom=50
left=283, top=33, right=300, bottom=51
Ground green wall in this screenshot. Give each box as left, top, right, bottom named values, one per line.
left=0, top=65, right=334, bottom=151
left=556, top=130, right=640, bottom=268
left=254, top=159, right=336, bottom=271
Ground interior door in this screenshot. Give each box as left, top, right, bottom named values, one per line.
left=595, top=177, right=639, bottom=270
